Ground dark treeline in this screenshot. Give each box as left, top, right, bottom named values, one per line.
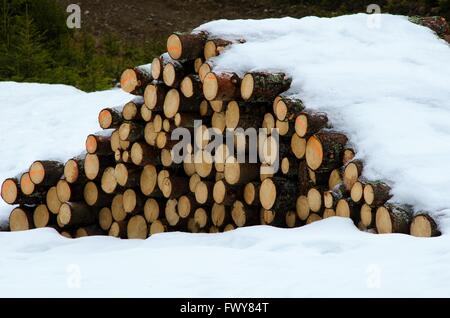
left=0, top=0, right=448, bottom=92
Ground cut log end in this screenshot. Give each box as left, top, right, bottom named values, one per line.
left=350, top=181, right=364, bottom=203
left=120, top=69, right=139, bottom=93
left=149, top=220, right=167, bottom=235
left=163, top=89, right=180, bottom=119
left=33, top=204, right=50, bottom=228
left=10, top=207, right=33, bottom=231
left=360, top=204, right=373, bottom=228
left=296, top=196, right=310, bottom=221
left=111, top=194, right=126, bottom=222
left=46, top=186, right=62, bottom=214
left=140, top=165, right=158, bottom=196
left=259, top=178, right=276, bottom=210
left=64, top=159, right=80, bottom=183
left=307, top=188, right=322, bottom=213
left=240, top=73, right=254, bottom=101
left=1, top=178, right=18, bottom=204
left=98, top=109, right=113, bottom=129
left=56, top=179, right=71, bottom=203
left=203, top=72, right=219, bottom=101
left=127, top=215, right=148, bottom=239
left=101, top=167, right=118, bottom=194
left=99, top=207, right=113, bottom=231
left=29, top=161, right=46, bottom=185
left=410, top=214, right=439, bottom=238
left=167, top=34, right=183, bottom=60
left=305, top=136, right=323, bottom=171
left=291, top=134, right=306, bottom=159
left=84, top=154, right=100, bottom=181
left=212, top=180, right=226, bottom=204
left=20, top=173, right=34, bottom=195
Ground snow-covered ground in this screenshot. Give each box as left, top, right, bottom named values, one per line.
left=0, top=13, right=450, bottom=297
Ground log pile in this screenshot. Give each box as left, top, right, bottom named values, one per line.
left=1, top=26, right=444, bottom=239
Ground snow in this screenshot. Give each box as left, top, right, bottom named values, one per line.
left=1, top=13, right=450, bottom=297
left=197, top=14, right=450, bottom=218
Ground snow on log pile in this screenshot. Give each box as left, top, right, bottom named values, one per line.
left=1, top=14, right=450, bottom=238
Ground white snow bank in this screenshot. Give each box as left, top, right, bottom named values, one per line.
left=1, top=217, right=450, bottom=297
left=197, top=14, right=450, bottom=218
left=0, top=82, right=133, bottom=222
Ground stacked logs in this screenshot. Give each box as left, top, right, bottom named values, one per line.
left=0, top=29, right=441, bottom=239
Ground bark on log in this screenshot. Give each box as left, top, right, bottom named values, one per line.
left=167, top=31, right=208, bottom=60
left=58, top=202, right=97, bottom=228
left=364, top=181, right=392, bottom=206
left=120, top=64, right=153, bottom=95
left=9, top=206, right=34, bottom=231
left=203, top=72, right=241, bottom=101
left=86, top=133, right=113, bottom=156
left=29, top=160, right=64, bottom=186
left=324, top=183, right=347, bottom=209
left=305, top=131, right=348, bottom=172
left=98, top=107, right=124, bottom=129
left=274, top=96, right=304, bottom=122
left=241, top=72, right=292, bottom=102
left=376, top=203, right=413, bottom=234
left=410, top=213, right=440, bottom=237
left=1, top=177, right=45, bottom=205
left=294, top=110, right=329, bottom=138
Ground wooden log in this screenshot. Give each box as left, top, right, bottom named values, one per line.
left=109, top=220, right=128, bottom=238
left=360, top=204, right=374, bottom=228
left=86, top=133, right=113, bottom=156
left=194, top=180, right=215, bottom=205
left=119, top=122, right=145, bottom=142
left=209, top=225, right=221, bottom=233
left=165, top=198, right=181, bottom=227
left=114, top=163, right=141, bottom=188
left=274, top=96, right=305, bottom=122
left=144, top=198, right=162, bottom=223
left=122, top=98, right=145, bottom=121
left=328, top=168, right=342, bottom=190
left=204, top=38, right=235, bottom=59
left=194, top=57, right=204, bottom=73
left=336, top=198, right=360, bottom=222
left=298, top=161, right=314, bottom=195
left=111, top=130, right=121, bottom=152
left=199, top=100, right=213, bottom=117
left=296, top=195, right=310, bottom=221
left=140, top=104, right=153, bottom=122
left=410, top=213, right=440, bottom=237
left=260, top=177, right=298, bottom=210
left=163, top=88, right=202, bottom=118
left=180, top=74, right=202, bottom=98
left=167, top=31, right=208, bottom=60
left=98, top=207, right=113, bottom=231
left=83, top=181, right=114, bottom=207
left=20, top=172, right=45, bottom=196
left=111, top=193, right=126, bottom=222
left=306, top=213, right=322, bottom=225
left=120, top=64, right=153, bottom=95
left=194, top=207, right=210, bottom=229
left=174, top=112, right=202, bottom=128
left=56, top=179, right=84, bottom=203
left=213, top=180, right=243, bottom=206
left=280, top=156, right=299, bottom=179
left=177, top=194, right=200, bottom=219
left=1, top=177, right=44, bottom=205
left=198, top=60, right=214, bottom=82
left=29, top=160, right=64, bottom=186
left=260, top=207, right=290, bottom=227
left=161, top=175, right=189, bottom=199
left=151, top=53, right=172, bottom=80
left=140, top=165, right=161, bottom=197
left=58, top=202, right=97, bottom=228
left=163, top=60, right=188, bottom=87
left=243, top=182, right=261, bottom=206
left=350, top=180, right=365, bottom=203
left=364, top=181, right=392, bottom=206
left=144, top=122, right=158, bottom=146
left=294, top=110, right=329, bottom=138
left=123, top=188, right=145, bottom=214
left=291, top=134, right=307, bottom=159
left=129, top=142, right=160, bottom=167
left=224, top=157, right=260, bottom=185
left=144, top=82, right=168, bottom=112
left=285, top=210, right=299, bottom=228
left=75, top=225, right=104, bottom=238
left=33, top=204, right=54, bottom=228
left=343, top=147, right=356, bottom=165
left=305, top=131, right=348, bottom=172
left=9, top=206, right=34, bottom=231
left=189, top=174, right=201, bottom=193
left=122, top=150, right=131, bottom=163
left=98, top=107, right=124, bottom=129
left=225, top=104, right=264, bottom=130
left=211, top=111, right=226, bottom=133
left=194, top=150, right=214, bottom=178
left=211, top=203, right=231, bottom=227
left=323, top=208, right=336, bottom=219
left=276, top=120, right=295, bottom=137
left=127, top=215, right=148, bottom=239
left=376, top=204, right=413, bottom=234
left=307, top=187, right=324, bottom=213
left=241, top=72, right=292, bottom=102
left=46, top=186, right=62, bottom=214
left=101, top=167, right=121, bottom=194
left=203, top=72, right=241, bottom=101
left=231, top=200, right=259, bottom=227
left=64, top=156, right=87, bottom=184
left=343, top=159, right=364, bottom=191
left=324, top=183, right=346, bottom=209
left=84, top=154, right=115, bottom=181
left=223, top=223, right=235, bottom=232
left=149, top=219, right=169, bottom=235
left=262, top=113, right=275, bottom=135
